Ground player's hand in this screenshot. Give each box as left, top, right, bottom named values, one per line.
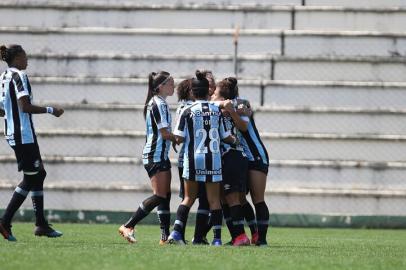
left=52, top=107, right=64, bottom=117
left=223, top=99, right=234, bottom=113
left=237, top=105, right=252, bottom=117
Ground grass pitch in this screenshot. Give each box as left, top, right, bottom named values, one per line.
left=1, top=223, right=405, bottom=270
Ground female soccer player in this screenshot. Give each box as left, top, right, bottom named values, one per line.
left=0, top=44, right=64, bottom=241
left=167, top=70, right=235, bottom=246
left=118, top=71, right=176, bottom=244
left=175, top=78, right=211, bottom=244
left=226, top=78, right=270, bottom=247
left=211, top=78, right=252, bottom=246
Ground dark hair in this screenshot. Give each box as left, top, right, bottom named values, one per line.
left=176, top=78, right=192, bottom=102
left=0, top=44, right=25, bottom=66
left=192, top=70, right=209, bottom=99
left=143, top=71, right=170, bottom=118
left=216, top=80, right=231, bottom=99
left=199, top=69, right=216, bottom=87
left=226, top=77, right=239, bottom=99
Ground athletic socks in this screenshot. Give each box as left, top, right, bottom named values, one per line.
left=124, top=195, right=165, bottom=228
left=194, top=208, right=210, bottom=241
left=1, top=185, right=30, bottom=225
left=1, top=175, right=33, bottom=225
left=222, top=204, right=236, bottom=239
left=157, top=192, right=171, bottom=241
left=210, top=209, right=223, bottom=240
left=173, top=204, right=190, bottom=239
left=229, top=205, right=245, bottom=236
left=242, top=202, right=258, bottom=236
left=255, top=201, right=270, bottom=243
left=31, top=170, right=46, bottom=227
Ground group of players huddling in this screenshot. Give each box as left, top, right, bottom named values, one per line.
left=0, top=44, right=269, bottom=247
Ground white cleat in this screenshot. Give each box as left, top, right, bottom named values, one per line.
left=118, top=225, right=137, bottom=244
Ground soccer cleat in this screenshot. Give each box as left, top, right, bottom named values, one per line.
left=167, top=231, right=186, bottom=245
left=233, top=233, right=250, bottom=246
left=251, top=231, right=259, bottom=245
left=118, top=225, right=136, bottom=243
left=256, top=240, right=268, bottom=247
left=159, top=239, right=167, bottom=245
left=211, top=238, right=222, bottom=246
left=34, top=224, right=63, bottom=238
left=0, top=222, right=17, bottom=242
left=192, top=237, right=209, bottom=245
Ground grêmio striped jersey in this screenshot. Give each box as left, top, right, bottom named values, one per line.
left=1, top=67, right=36, bottom=146
left=142, top=95, right=172, bottom=164
left=174, top=100, right=230, bottom=182
left=238, top=98, right=269, bottom=166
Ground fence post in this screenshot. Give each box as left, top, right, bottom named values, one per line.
left=233, top=26, right=240, bottom=77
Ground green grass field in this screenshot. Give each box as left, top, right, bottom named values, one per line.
left=1, top=223, right=405, bottom=270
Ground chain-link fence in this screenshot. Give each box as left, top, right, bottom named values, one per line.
left=1, top=1, right=406, bottom=218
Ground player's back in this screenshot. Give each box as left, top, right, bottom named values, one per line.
left=182, top=100, right=225, bottom=182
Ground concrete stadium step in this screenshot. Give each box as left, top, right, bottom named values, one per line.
left=3, top=27, right=406, bottom=58
left=16, top=0, right=303, bottom=6
left=1, top=156, right=405, bottom=198
left=0, top=3, right=292, bottom=29
left=1, top=130, right=406, bottom=162
left=306, top=0, right=406, bottom=8
left=1, top=2, right=405, bottom=31
left=1, top=186, right=404, bottom=214
left=22, top=103, right=406, bottom=135
left=1, top=53, right=405, bottom=81
left=27, top=77, right=406, bottom=109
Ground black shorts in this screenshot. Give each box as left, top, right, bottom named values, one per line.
left=248, top=160, right=269, bottom=175
left=178, top=167, right=207, bottom=200
left=11, top=143, right=43, bottom=172
left=144, top=159, right=171, bottom=178
left=222, top=150, right=248, bottom=195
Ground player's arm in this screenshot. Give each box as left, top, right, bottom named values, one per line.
left=173, top=110, right=188, bottom=144
left=223, top=99, right=248, bottom=132
left=218, top=112, right=237, bottom=144
left=151, top=102, right=177, bottom=143
left=13, top=73, right=63, bottom=117
left=18, top=96, right=64, bottom=117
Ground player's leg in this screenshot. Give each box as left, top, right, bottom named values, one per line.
left=205, top=182, right=223, bottom=246
left=239, top=193, right=258, bottom=244
left=119, top=168, right=169, bottom=244
left=0, top=172, right=32, bottom=241
left=156, top=161, right=172, bottom=244
left=30, top=168, right=63, bottom=238
left=192, top=183, right=210, bottom=245
left=168, top=180, right=198, bottom=244
left=249, top=169, right=269, bottom=246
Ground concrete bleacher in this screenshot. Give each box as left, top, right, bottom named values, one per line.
left=1, top=0, right=406, bottom=215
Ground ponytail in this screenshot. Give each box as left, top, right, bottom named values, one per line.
left=144, top=72, right=157, bottom=118
left=143, top=71, right=171, bottom=118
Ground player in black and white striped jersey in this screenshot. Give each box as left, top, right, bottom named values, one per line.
left=168, top=70, right=235, bottom=246
left=0, top=44, right=64, bottom=241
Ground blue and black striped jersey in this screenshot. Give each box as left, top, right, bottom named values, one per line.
left=241, top=114, right=269, bottom=166
left=174, top=100, right=230, bottom=182
left=1, top=67, right=36, bottom=146
left=142, top=95, right=172, bottom=164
